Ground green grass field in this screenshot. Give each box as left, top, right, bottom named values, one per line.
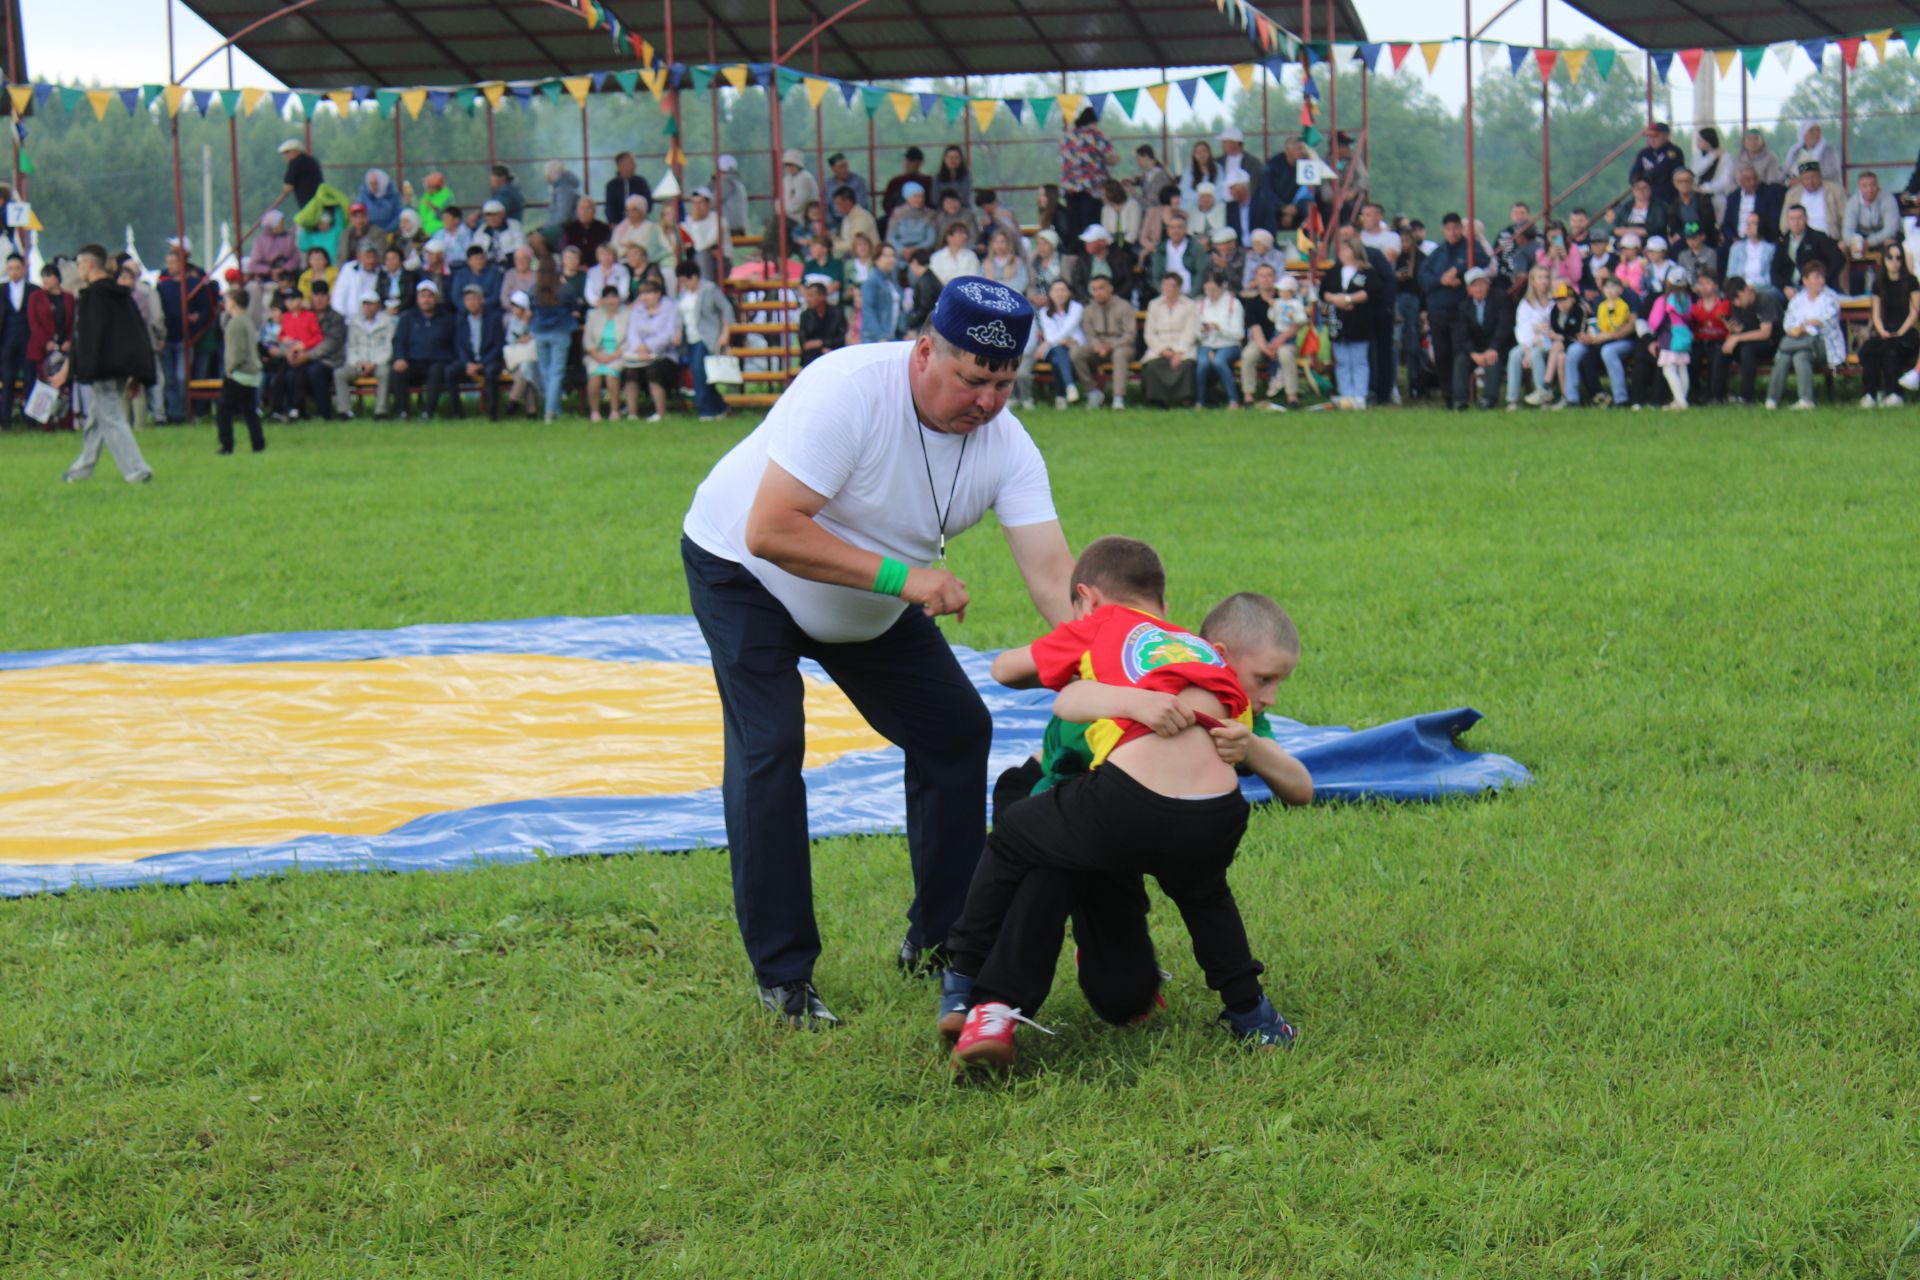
left=3, top=406, right=1918, bottom=1277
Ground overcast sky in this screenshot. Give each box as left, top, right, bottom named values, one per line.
left=20, top=0, right=1826, bottom=131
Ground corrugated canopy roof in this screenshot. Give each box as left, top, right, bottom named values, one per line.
left=180, top=0, right=1366, bottom=89
left=1558, top=0, right=1903, bottom=50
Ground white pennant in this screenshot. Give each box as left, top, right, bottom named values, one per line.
left=1329, top=43, right=1348, bottom=71
left=1771, top=42, right=1797, bottom=72
left=1479, top=41, right=1500, bottom=69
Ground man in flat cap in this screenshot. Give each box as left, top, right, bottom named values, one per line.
left=682, top=277, right=1074, bottom=1028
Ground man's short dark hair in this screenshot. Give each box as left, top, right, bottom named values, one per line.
left=311, top=278, right=330, bottom=295
left=490, top=164, right=512, bottom=180
left=1135, top=144, right=1158, bottom=159
left=908, top=248, right=932, bottom=267
left=77, top=243, right=110, bottom=268
left=833, top=186, right=856, bottom=205
left=827, top=152, right=847, bottom=166
left=904, top=146, right=924, bottom=163
left=926, top=329, right=1018, bottom=374
left=975, top=189, right=996, bottom=207
left=600, top=285, right=621, bottom=299
left=467, top=245, right=487, bottom=258
left=230, top=286, right=251, bottom=309
left=1161, top=271, right=1183, bottom=285
left=938, top=188, right=960, bottom=205
left=1570, top=206, right=1589, bottom=218
left=1070, top=536, right=1166, bottom=607
left=675, top=261, right=701, bottom=280
left=1801, top=260, right=1826, bottom=279
left=1201, top=592, right=1299, bottom=656
left=1632, top=173, right=1652, bottom=186
left=1442, top=212, right=1462, bottom=226
left=441, top=204, right=462, bottom=220
left=308, top=247, right=332, bottom=264
left=1724, top=275, right=1749, bottom=296
left=945, top=221, right=971, bottom=239
left=38, top=263, right=58, bottom=280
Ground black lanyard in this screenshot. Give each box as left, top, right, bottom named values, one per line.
left=914, top=423, right=966, bottom=569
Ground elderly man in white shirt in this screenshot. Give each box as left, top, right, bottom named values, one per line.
left=1844, top=170, right=1902, bottom=259
left=1767, top=260, right=1844, bottom=408
left=1187, top=183, right=1227, bottom=239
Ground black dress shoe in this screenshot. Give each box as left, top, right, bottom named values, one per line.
left=897, top=937, right=950, bottom=977
left=756, top=980, right=840, bottom=1029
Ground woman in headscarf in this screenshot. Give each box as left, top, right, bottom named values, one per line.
left=357, top=169, right=401, bottom=231
left=394, top=208, right=426, bottom=269
left=1785, top=122, right=1841, bottom=185
left=247, top=209, right=299, bottom=280
left=1736, top=128, right=1785, bottom=187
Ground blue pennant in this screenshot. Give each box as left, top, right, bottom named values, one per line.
left=427, top=90, right=450, bottom=115
left=32, top=82, right=52, bottom=107
left=839, top=81, right=860, bottom=107
left=919, top=92, right=939, bottom=116
left=1088, top=91, right=1108, bottom=118
left=1651, top=49, right=1673, bottom=82
left=590, top=71, right=609, bottom=91
left=270, top=90, right=291, bottom=115
left=1301, top=72, right=1319, bottom=101
left=1355, top=42, right=1382, bottom=72
left=1006, top=99, right=1025, bottom=122
left=117, top=88, right=140, bottom=114
left=1175, top=77, right=1200, bottom=106
left=668, top=62, right=688, bottom=88
left=1800, top=38, right=1827, bottom=67
left=1508, top=44, right=1530, bottom=74
left=191, top=89, right=213, bottom=116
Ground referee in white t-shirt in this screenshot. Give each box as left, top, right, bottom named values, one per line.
left=682, top=277, right=1075, bottom=1027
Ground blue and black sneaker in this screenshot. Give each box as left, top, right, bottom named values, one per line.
left=1219, top=996, right=1297, bottom=1049
left=937, top=969, right=975, bottom=1042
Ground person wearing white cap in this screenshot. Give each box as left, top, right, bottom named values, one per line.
left=471, top=199, right=526, bottom=268
left=884, top=182, right=939, bottom=257
left=714, top=154, right=749, bottom=236
left=782, top=149, right=820, bottom=234
left=278, top=137, right=323, bottom=213
left=682, top=186, right=731, bottom=282
left=1453, top=266, right=1510, bottom=410
left=1207, top=226, right=1245, bottom=294
left=1216, top=125, right=1266, bottom=198
left=389, top=278, right=456, bottom=419
left=340, top=289, right=395, bottom=418
left=611, top=193, right=672, bottom=265
left=1067, top=223, right=1131, bottom=302
left=1187, top=181, right=1226, bottom=240
left=500, top=287, right=540, bottom=417
left=1241, top=226, right=1288, bottom=289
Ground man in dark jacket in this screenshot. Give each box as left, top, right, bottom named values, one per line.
left=1769, top=205, right=1848, bottom=300
left=1418, top=213, right=1474, bottom=407
left=603, top=151, right=653, bottom=226
left=156, top=245, right=218, bottom=423
left=278, top=138, right=324, bottom=213
left=904, top=249, right=941, bottom=332
left=1719, top=164, right=1786, bottom=245
left=0, top=251, right=38, bottom=428
left=55, top=243, right=156, bottom=483
left=1451, top=268, right=1512, bottom=411
left=390, top=279, right=457, bottom=418
left=1067, top=225, right=1134, bottom=303
left=449, top=282, right=506, bottom=418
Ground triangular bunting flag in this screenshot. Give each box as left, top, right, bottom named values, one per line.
left=1419, top=42, right=1444, bottom=74
left=1027, top=97, right=1054, bottom=124
left=480, top=82, right=506, bottom=110
left=1508, top=44, right=1530, bottom=75
left=1591, top=48, right=1616, bottom=78
left=118, top=88, right=140, bottom=115
left=661, top=114, right=678, bottom=136
left=1006, top=99, right=1026, bottom=123
left=1057, top=92, right=1083, bottom=121
left=1838, top=36, right=1861, bottom=68
left=327, top=89, right=354, bottom=116
left=919, top=92, right=940, bottom=117
left=1087, top=91, right=1108, bottom=118
left=1740, top=46, right=1765, bottom=76
left=1563, top=48, right=1589, bottom=83
left=614, top=69, right=640, bottom=94
left=690, top=66, right=714, bottom=93
left=162, top=84, right=186, bottom=116
left=943, top=95, right=965, bottom=124
left=563, top=76, right=591, bottom=106
left=32, top=82, right=51, bottom=107
left=1536, top=48, right=1559, bottom=80
left=860, top=86, right=887, bottom=117
left=1202, top=70, right=1229, bottom=100
left=1650, top=50, right=1673, bottom=82
left=1771, top=43, right=1796, bottom=72
left=1301, top=72, right=1319, bottom=101
left=1867, top=31, right=1890, bottom=62
left=87, top=89, right=114, bottom=120
left=970, top=97, right=997, bottom=131
left=7, top=85, right=32, bottom=117
left=452, top=88, right=477, bottom=116
left=400, top=89, right=427, bottom=118
left=191, top=88, right=214, bottom=116
left=889, top=90, right=916, bottom=123
left=721, top=64, right=749, bottom=90
left=641, top=68, right=668, bottom=101
left=1800, top=39, right=1827, bottom=68
left=427, top=90, right=449, bottom=115
left=241, top=87, right=267, bottom=115
left=295, top=91, right=320, bottom=117
left=141, top=84, right=163, bottom=108
left=1232, top=63, right=1256, bottom=89
left=1677, top=49, right=1703, bottom=80
left=1390, top=43, right=1412, bottom=70
left=57, top=85, right=82, bottom=112
left=1481, top=42, right=1501, bottom=70
left=270, top=89, right=291, bottom=115
left=1145, top=82, right=1170, bottom=113
left=1901, top=27, right=1920, bottom=55
left=1355, top=43, right=1382, bottom=72
left=1114, top=87, right=1139, bottom=117
left=1712, top=49, right=1737, bottom=77
left=220, top=88, right=242, bottom=114
left=537, top=81, right=562, bottom=106
left=1174, top=78, right=1199, bottom=107
left=581, top=0, right=599, bottom=26
left=803, top=77, right=831, bottom=110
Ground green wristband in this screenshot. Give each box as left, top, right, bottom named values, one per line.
left=873, top=556, right=910, bottom=598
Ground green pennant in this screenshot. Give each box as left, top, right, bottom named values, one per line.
left=296, top=91, right=320, bottom=116
left=1739, top=45, right=1766, bottom=76
left=18, top=149, right=32, bottom=175
left=690, top=66, right=715, bottom=93
left=1202, top=70, right=1229, bottom=100
left=1114, top=86, right=1139, bottom=118
left=219, top=88, right=242, bottom=114
left=943, top=95, right=965, bottom=125
left=614, top=69, right=639, bottom=95
left=860, top=85, right=887, bottom=118
left=454, top=88, right=478, bottom=116
left=539, top=81, right=564, bottom=105
left=1299, top=125, right=1322, bottom=149
left=59, top=85, right=84, bottom=112
left=1027, top=97, right=1054, bottom=125
left=374, top=88, right=398, bottom=117
left=662, top=114, right=678, bottom=136
left=141, top=84, right=163, bottom=108
left=1902, top=26, right=1920, bottom=55
left=1590, top=48, right=1616, bottom=79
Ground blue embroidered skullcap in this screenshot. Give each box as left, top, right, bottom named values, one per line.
left=929, top=276, right=1033, bottom=361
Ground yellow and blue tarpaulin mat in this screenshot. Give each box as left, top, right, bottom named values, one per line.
left=0, top=615, right=1529, bottom=896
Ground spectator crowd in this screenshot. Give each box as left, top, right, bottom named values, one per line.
left=13, top=112, right=1920, bottom=472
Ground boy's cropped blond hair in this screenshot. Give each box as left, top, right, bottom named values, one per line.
left=1200, top=592, right=1299, bottom=655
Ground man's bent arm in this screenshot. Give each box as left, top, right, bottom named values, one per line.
left=1003, top=519, right=1075, bottom=626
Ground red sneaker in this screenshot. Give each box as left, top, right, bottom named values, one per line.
left=950, top=1002, right=1051, bottom=1073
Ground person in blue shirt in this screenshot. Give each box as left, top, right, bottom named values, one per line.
left=1416, top=213, right=1474, bottom=408
left=860, top=244, right=902, bottom=342
left=390, top=280, right=457, bottom=418
left=1632, top=122, right=1687, bottom=204
left=448, top=245, right=503, bottom=314
left=449, top=282, right=507, bottom=419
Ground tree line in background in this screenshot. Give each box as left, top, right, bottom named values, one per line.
left=16, top=48, right=1920, bottom=260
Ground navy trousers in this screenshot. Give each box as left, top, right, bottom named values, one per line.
left=682, top=537, right=992, bottom=987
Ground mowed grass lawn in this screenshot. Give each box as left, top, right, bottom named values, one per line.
left=2, top=404, right=1918, bottom=1278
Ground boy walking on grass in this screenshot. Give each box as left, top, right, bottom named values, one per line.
left=940, top=537, right=1302, bottom=1072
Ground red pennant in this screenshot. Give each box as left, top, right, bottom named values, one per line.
left=1298, top=102, right=1313, bottom=126
left=1838, top=36, right=1862, bottom=67
left=1389, top=43, right=1412, bottom=70
left=1536, top=48, right=1559, bottom=80
left=1305, top=202, right=1324, bottom=241
left=628, top=31, right=646, bottom=61
left=1676, top=48, right=1703, bottom=79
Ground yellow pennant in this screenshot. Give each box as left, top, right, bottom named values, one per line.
left=86, top=89, right=115, bottom=120
left=1869, top=29, right=1891, bottom=62
left=326, top=89, right=353, bottom=117
left=667, top=141, right=686, bottom=167
left=1056, top=92, right=1083, bottom=122
left=970, top=97, right=997, bottom=132
left=163, top=84, right=187, bottom=116
left=804, top=77, right=831, bottom=110
left=1712, top=48, right=1736, bottom=76
left=889, top=91, right=915, bottom=123
left=722, top=64, right=750, bottom=90
left=581, top=0, right=598, bottom=26
left=400, top=88, right=427, bottom=118
left=1419, top=41, right=1445, bottom=74
left=240, top=86, right=268, bottom=115
left=481, top=82, right=507, bottom=110
left=639, top=40, right=656, bottom=67
left=6, top=85, right=31, bottom=118
left=1562, top=48, right=1589, bottom=83
left=1232, top=63, right=1256, bottom=90
left=1146, top=82, right=1170, bottom=113
left=563, top=77, right=591, bottom=106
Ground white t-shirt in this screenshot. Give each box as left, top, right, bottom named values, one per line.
left=1800, top=194, right=1831, bottom=235
left=683, top=341, right=1058, bottom=643
left=1359, top=226, right=1401, bottom=260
